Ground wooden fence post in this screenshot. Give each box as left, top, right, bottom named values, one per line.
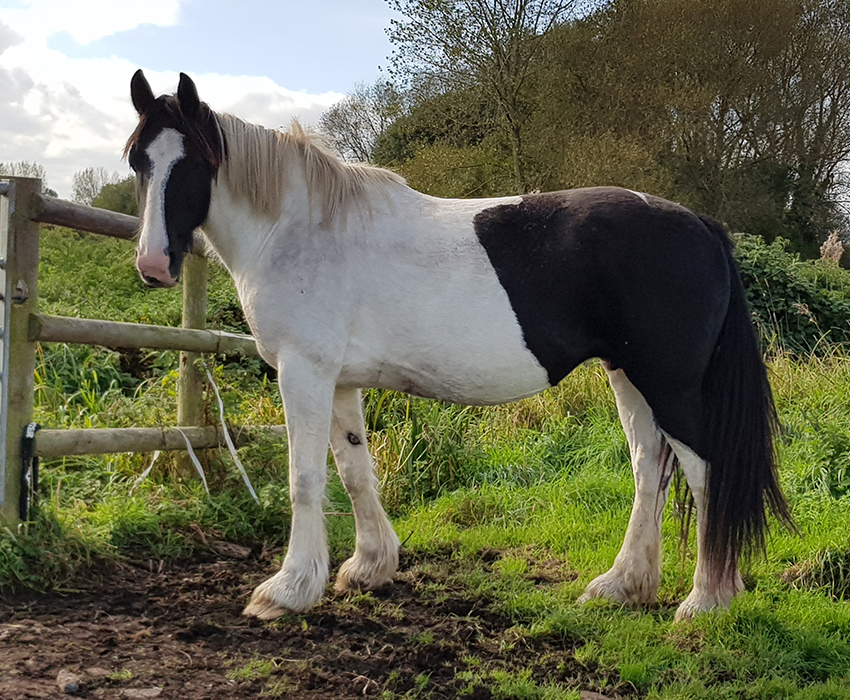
left=176, top=252, right=208, bottom=476
left=0, top=178, right=39, bottom=526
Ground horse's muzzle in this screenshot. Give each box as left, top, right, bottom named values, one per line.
left=136, top=251, right=179, bottom=288
left=139, top=271, right=178, bottom=288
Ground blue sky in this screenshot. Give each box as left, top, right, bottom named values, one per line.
left=0, top=0, right=399, bottom=197
left=46, top=0, right=396, bottom=94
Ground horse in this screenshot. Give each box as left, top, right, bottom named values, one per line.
left=126, top=70, right=791, bottom=622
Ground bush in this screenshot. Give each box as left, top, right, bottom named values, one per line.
left=733, top=234, right=850, bottom=354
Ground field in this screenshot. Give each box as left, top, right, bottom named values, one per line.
left=2, top=227, right=850, bottom=699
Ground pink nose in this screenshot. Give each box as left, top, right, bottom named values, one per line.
left=136, top=251, right=178, bottom=288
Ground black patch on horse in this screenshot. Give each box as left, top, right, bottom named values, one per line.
left=473, top=187, right=731, bottom=449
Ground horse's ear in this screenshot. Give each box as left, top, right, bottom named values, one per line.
left=177, top=72, right=200, bottom=118
left=130, top=69, right=155, bottom=115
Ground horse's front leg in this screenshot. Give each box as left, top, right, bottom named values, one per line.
left=244, top=359, right=336, bottom=620
left=330, top=386, right=399, bottom=593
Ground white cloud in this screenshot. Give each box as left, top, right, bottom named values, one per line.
left=0, top=2, right=344, bottom=198
left=197, top=74, right=342, bottom=130
left=2, top=0, right=181, bottom=45
left=0, top=19, right=24, bottom=54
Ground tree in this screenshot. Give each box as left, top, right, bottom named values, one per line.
left=374, top=87, right=516, bottom=196
left=0, top=160, right=57, bottom=196
left=72, top=167, right=122, bottom=205
left=533, top=0, right=850, bottom=253
left=318, top=80, right=403, bottom=162
left=91, top=177, right=137, bottom=216
left=386, top=0, right=583, bottom=192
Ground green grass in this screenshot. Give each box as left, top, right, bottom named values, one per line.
left=4, top=226, right=850, bottom=696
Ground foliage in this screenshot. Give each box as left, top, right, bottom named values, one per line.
left=733, top=234, right=850, bottom=353
left=92, top=176, right=138, bottom=215
left=391, top=142, right=514, bottom=198
left=386, top=0, right=585, bottom=192
left=537, top=0, right=850, bottom=255
left=374, top=86, right=519, bottom=195
left=318, top=80, right=403, bottom=163
left=376, top=0, right=850, bottom=253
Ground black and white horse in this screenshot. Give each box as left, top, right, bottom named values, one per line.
left=127, top=71, right=790, bottom=621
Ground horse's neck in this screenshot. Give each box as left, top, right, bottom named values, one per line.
left=202, top=171, right=313, bottom=276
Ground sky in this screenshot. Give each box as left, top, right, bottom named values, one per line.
left=0, top=0, right=400, bottom=198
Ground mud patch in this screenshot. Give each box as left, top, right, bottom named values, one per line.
left=0, top=551, right=626, bottom=698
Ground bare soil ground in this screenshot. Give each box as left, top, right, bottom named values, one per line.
left=0, top=549, right=625, bottom=699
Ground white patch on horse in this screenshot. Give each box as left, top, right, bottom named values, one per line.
left=202, top=167, right=549, bottom=619
left=578, top=366, right=673, bottom=606
left=204, top=184, right=550, bottom=406
left=627, top=189, right=650, bottom=204
left=138, top=128, right=185, bottom=270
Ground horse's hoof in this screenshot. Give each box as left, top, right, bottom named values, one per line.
left=578, top=568, right=657, bottom=606
left=242, top=592, right=290, bottom=620
left=334, top=549, right=398, bottom=593
left=674, top=594, right=721, bottom=621
left=243, top=584, right=314, bottom=619
left=674, top=587, right=740, bottom=621
left=674, top=570, right=744, bottom=621
left=243, top=560, right=327, bottom=619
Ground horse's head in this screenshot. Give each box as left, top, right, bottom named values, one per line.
left=126, top=70, right=223, bottom=288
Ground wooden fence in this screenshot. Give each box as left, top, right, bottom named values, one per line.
left=0, top=176, right=281, bottom=526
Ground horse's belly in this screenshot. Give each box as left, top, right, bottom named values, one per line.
left=338, top=330, right=552, bottom=405
left=339, top=361, right=550, bottom=405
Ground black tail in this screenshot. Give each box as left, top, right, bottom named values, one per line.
left=698, top=217, right=793, bottom=580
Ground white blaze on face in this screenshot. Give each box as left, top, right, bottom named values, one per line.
left=136, top=128, right=186, bottom=284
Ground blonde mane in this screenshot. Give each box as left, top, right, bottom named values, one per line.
left=217, top=114, right=405, bottom=224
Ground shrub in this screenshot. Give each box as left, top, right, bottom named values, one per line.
left=733, top=234, right=850, bottom=354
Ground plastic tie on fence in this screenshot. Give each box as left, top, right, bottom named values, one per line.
left=175, top=428, right=210, bottom=495
left=19, top=422, right=41, bottom=521
left=205, top=367, right=259, bottom=503
left=129, top=450, right=160, bottom=496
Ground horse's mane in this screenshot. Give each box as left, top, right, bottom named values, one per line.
left=217, top=114, right=405, bottom=224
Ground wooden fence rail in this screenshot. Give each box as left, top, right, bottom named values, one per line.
left=32, top=193, right=139, bottom=240
left=35, top=425, right=286, bottom=458
left=0, top=176, right=277, bottom=526
left=28, top=314, right=259, bottom=356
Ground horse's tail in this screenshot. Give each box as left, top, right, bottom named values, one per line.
left=698, top=216, right=793, bottom=579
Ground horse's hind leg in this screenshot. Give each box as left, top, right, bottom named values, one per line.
left=664, top=436, right=744, bottom=621
left=330, top=386, right=400, bottom=593
left=578, top=365, right=674, bottom=606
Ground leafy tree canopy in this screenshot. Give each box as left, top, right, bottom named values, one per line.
left=353, top=0, right=850, bottom=254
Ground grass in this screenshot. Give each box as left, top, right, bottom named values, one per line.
left=4, top=226, right=850, bottom=697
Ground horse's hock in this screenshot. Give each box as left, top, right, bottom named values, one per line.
left=0, top=176, right=281, bottom=526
